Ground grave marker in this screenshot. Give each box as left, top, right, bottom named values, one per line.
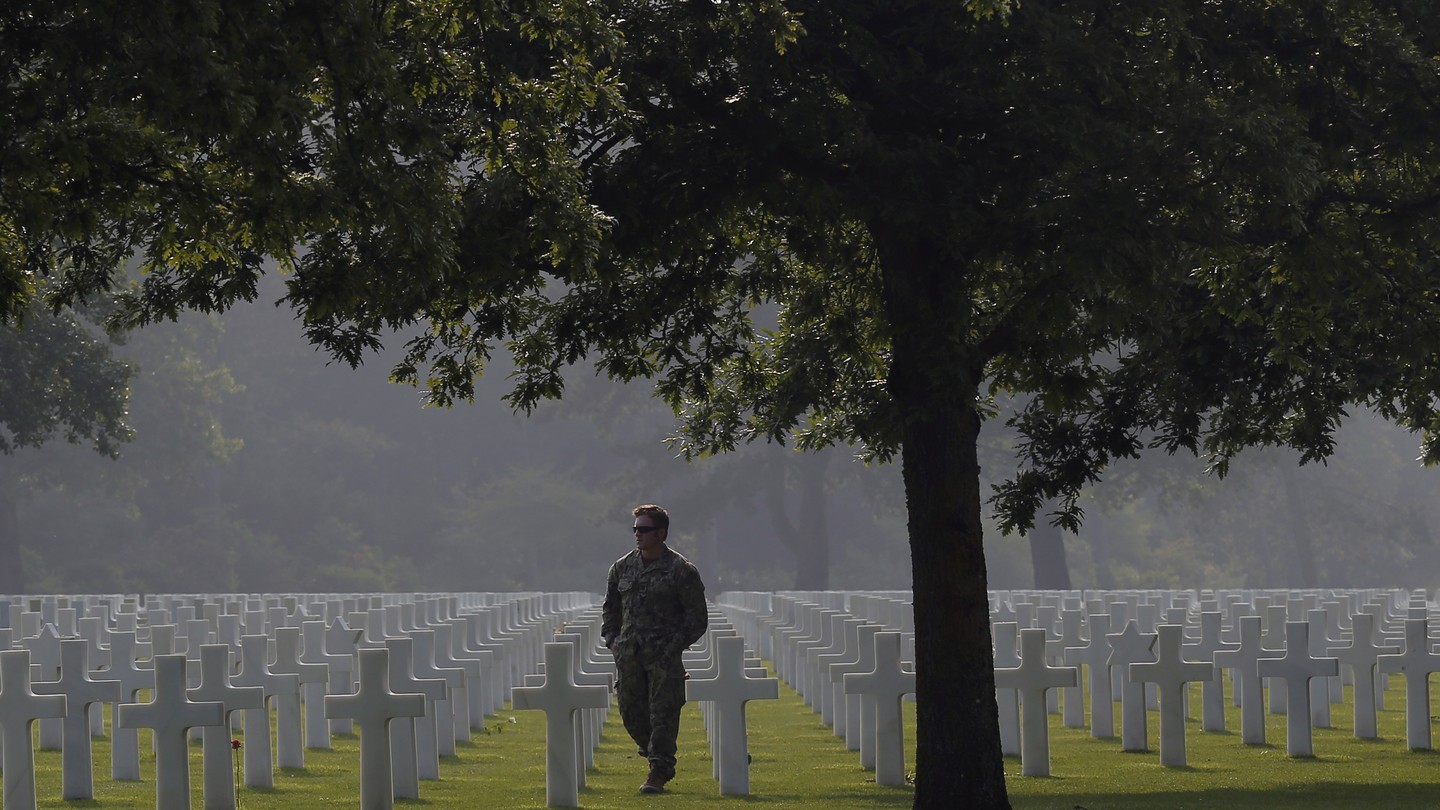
left=119, top=654, right=226, bottom=810
left=188, top=644, right=265, bottom=810
left=1332, top=611, right=1398, bottom=740
left=994, top=627, right=1078, bottom=776
left=1213, top=615, right=1281, bottom=745
left=385, top=636, right=446, bottom=799
left=1129, top=624, right=1213, bottom=767
left=1106, top=620, right=1157, bottom=752
left=272, top=626, right=328, bottom=767
left=232, top=634, right=300, bottom=788
left=1377, top=617, right=1440, bottom=750
left=1257, top=621, right=1339, bottom=756
left=325, top=647, right=426, bottom=810
left=686, top=635, right=779, bottom=795
left=511, top=641, right=611, bottom=808
left=1062, top=613, right=1115, bottom=739
left=31, top=639, right=120, bottom=799
left=843, top=631, right=916, bottom=787
left=0, top=650, right=68, bottom=810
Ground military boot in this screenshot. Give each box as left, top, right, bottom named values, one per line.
left=638, top=764, right=672, bottom=794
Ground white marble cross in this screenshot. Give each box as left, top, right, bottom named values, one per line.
left=1304, top=609, right=1335, bottom=729
left=100, top=629, right=155, bottom=780
left=272, top=626, right=328, bottom=768
left=549, top=632, right=611, bottom=775
left=1184, top=611, right=1236, bottom=732
left=830, top=623, right=882, bottom=756
left=994, top=627, right=1078, bottom=776
left=385, top=636, right=447, bottom=800
left=1257, top=621, right=1338, bottom=756
left=188, top=643, right=265, bottom=810
left=1129, top=624, right=1213, bottom=767
left=449, top=616, right=499, bottom=725
left=0, top=649, right=68, bottom=810
left=1106, top=620, right=1157, bottom=752
left=77, top=614, right=111, bottom=737
left=511, top=641, right=611, bottom=808
left=119, top=654, right=226, bottom=810
left=432, top=622, right=482, bottom=744
left=1261, top=605, right=1291, bottom=714
left=300, top=619, right=349, bottom=748
left=1062, top=613, right=1115, bottom=739
left=410, top=630, right=465, bottom=770
left=1055, top=609, right=1088, bottom=728
left=22, top=622, right=66, bottom=751
left=31, top=639, right=120, bottom=799
left=325, top=647, right=427, bottom=810
left=1213, top=615, right=1281, bottom=746
left=324, top=617, right=365, bottom=735
left=686, top=635, right=779, bottom=795
left=1332, top=611, right=1398, bottom=740
left=992, top=622, right=1022, bottom=756
left=1377, top=616, right=1440, bottom=750
left=843, top=631, right=917, bottom=788
left=232, top=634, right=300, bottom=788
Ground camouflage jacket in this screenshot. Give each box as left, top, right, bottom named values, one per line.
left=601, top=546, right=708, bottom=660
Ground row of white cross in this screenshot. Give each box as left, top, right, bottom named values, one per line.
left=0, top=592, right=588, bottom=810
left=715, top=591, right=919, bottom=786
left=11, top=586, right=1417, bottom=806
left=720, top=586, right=1440, bottom=780
left=0, top=591, right=913, bottom=810
left=992, top=587, right=1440, bottom=775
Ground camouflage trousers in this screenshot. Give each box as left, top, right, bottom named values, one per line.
left=614, top=651, right=688, bottom=777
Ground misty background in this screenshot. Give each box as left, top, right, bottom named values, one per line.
left=3, top=274, right=1437, bottom=596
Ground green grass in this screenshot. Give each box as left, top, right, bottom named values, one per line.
left=18, top=672, right=1440, bottom=808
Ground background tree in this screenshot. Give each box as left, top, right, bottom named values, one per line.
left=0, top=290, right=133, bottom=592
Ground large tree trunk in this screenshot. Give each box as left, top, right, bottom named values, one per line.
left=1027, top=518, right=1072, bottom=590
left=0, top=456, right=22, bottom=594
left=880, top=233, right=1010, bottom=809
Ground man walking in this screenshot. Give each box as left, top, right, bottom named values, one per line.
left=601, top=504, right=709, bottom=794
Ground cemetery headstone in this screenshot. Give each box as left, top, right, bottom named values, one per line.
left=686, top=634, right=779, bottom=795
left=994, top=627, right=1079, bottom=776
left=843, top=631, right=916, bottom=787
left=1257, top=621, right=1339, bottom=757
left=1377, top=616, right=1440, bottom=751
left=189, top=644, right=265, bottom=810
left=511, top=641, right=611, bottom=808
left=1106, top=620, right=1157, bottom=752
left=31, top=639, right=120, bottom=799
left=1129, top=624, right=1213, bottom=767
left=119, top=654, right=226, bottom=810
left=325, top=648, right=426, bottom=810
left=0, top=650, right=68, bottom=810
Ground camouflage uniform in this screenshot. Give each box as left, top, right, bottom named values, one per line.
left=601, top=546, right=708, bottom=780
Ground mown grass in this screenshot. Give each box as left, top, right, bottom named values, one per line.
left=19, top=670, right=1440, bottom=808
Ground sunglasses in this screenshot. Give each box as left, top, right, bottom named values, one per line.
left=632, top=525, right=661, bottom=534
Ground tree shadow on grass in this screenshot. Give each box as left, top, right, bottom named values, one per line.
left=1019, top=781, right=1440, bottom=810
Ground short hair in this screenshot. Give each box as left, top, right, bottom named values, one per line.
left=632, top=504, right=670, bottom=531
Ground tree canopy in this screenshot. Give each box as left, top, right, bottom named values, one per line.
left=7, top=1, right=1440, bottom=807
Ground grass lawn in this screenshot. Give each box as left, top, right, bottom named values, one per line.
left=20, top=669, right=1440, bottom=808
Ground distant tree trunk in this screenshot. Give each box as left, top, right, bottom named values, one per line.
left=766, top=452, right=832, bottom=590
left=1089, top=529, right=1114, bottom=588
left=1280, top=465, right=1320, bottom=586
left=0, top=457, right=22, bottom=594
left=1027, top=515, right=1072, bottom=590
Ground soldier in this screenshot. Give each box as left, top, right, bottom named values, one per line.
left=601, top=503, right=709, bottom=794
